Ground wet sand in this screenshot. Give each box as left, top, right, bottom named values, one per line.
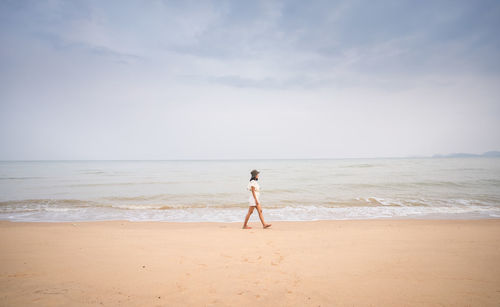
left=1, top=219, right=499, bottom=306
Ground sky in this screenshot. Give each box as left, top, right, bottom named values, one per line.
left=1, top=0, right=499, bottom=160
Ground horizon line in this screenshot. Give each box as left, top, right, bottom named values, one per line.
left=1, top=153, right=499, bottom=162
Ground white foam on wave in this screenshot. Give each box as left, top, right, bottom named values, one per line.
left=1, top=203, right=499, bottom=223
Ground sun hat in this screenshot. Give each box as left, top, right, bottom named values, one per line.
left=250, top=169, right=260, bottom=177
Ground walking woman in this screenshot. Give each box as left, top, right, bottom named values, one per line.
left=242, top=169, right=272, bottom=229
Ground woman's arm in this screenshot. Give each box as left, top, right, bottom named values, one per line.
left=251, top=186, right=260, bottom=206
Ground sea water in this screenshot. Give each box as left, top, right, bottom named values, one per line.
left=1, top=158, right=499, bottom=222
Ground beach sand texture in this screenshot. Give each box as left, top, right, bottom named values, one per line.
left=1, top=219, right=499, bottom=306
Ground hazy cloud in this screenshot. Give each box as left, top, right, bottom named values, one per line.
left=1, top=0, right=499, bottom=159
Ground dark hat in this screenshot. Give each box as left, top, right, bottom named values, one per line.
left=250, top=169, right=260, bottom=176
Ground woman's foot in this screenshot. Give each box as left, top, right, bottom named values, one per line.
left=263, top=224, right=272, bottom=229
left=242, top=225, right=252, bottom=229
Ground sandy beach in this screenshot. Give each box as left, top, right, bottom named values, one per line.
left=1, top=219, right=499, bottom=306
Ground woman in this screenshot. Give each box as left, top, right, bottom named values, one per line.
left=242, top=169, right=272, bottom=229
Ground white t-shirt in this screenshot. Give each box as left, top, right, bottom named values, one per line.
left=247, top=179, right=260, bottom=206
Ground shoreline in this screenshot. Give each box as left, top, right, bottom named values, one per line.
left=1, top=219, right=500, bottom=306
left=1, top=215, right=499, bottom=224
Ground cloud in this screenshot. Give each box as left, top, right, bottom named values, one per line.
left=3, top=1, right=499, bottom=83
left=0, top=0, right=499, bottom=159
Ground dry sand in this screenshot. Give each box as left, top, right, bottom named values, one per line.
left=1, top=219, right=499, bottom=306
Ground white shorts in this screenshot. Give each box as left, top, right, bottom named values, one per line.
left=249, top=196, right=259, bottom=207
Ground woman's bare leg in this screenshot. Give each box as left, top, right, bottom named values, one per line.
left=242, top=206, right=254, bottom=229
left=256, top=204, right=271, bottom=228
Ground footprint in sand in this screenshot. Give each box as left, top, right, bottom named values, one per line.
left=271, top=253, right=285, bottom=266
left=34, top=288, right=68, bottom=295
left=176, top=283, right=187, bottom=292
left=8, top=273, right=32, bottom=278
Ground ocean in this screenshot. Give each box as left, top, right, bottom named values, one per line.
left=1, top=158, right=499, bottom=222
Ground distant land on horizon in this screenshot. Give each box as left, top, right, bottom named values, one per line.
left=431, top=151, right=500, bottom=158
